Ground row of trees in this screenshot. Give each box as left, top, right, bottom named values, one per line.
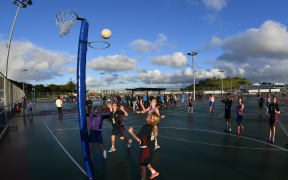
left=16, top=79, right=77, bottom=93
left=184, top=77, right=252, bottom=91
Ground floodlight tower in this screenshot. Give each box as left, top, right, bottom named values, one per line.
left=219, top=70, right=225, bottom=97
left=6, top=0, right=33, bottom=78
left=4, top=0, right=33, bottom=110
left=21, top=68, right=28, bottom=93
left=187, top=52, right=198, bottom=101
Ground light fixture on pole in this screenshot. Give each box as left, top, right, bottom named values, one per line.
left=187, top=52, right=198, bottom=101
left=4, top=0, right=33, bottom=110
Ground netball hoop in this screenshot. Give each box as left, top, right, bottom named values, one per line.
left=56, top=10, right=111, bottom=180
left=56, top=10, right=81, bottom=37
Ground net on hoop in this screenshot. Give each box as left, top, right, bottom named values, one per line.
left=56, top=10, right=78, bottom=37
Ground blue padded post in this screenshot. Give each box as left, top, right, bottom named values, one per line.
left=76, top=20, right=93, bottom=179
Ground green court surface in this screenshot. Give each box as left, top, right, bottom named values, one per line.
left=1, top=99, right=288, bottom=180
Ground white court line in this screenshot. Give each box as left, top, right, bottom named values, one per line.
left=52, top=119, right=143, bottom=132
left=278, top=109, right=288, bottom=137
left=129, top=126, right=288, bottom=152
left=43, top=121, right=87, bottom=177
left=158, top=135, right=281, bottom=151
left=158, top=127, right=288, bottom=152
left=45, top=119, right=78, bottom=123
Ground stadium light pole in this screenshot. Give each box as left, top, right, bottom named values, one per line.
left=187, top=52, right=198, bottom=101
left=4, top=0, right=32, bottom=109
left=219, top=70, right=224, bottom=97
left=21, top=68, right=28, bottom=94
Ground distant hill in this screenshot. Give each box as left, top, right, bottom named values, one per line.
left=184, top=77, right=252, bottom=91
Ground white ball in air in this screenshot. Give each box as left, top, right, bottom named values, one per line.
left=101, top=29, right=111, bottom=39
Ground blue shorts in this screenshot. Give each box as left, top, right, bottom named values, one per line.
left=266, top=102, right=271, bottom=107
left=209, top=102, right=214, bottom=107
left=89, top=130, right=102, bottom=144
left=236, top=115, right=243, bottom=125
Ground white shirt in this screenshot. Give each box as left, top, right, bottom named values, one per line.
left=56, top=99, right=63, bottom=108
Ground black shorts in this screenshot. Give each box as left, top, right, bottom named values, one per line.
left=89, top=130, right=102, bottom=144
left=112, top=125, right=125, bottom=137
left=188, top=102, right=193, bottom=107
left=269, top=117, right=277, bottom=127
left=139, top=147, right=154, bottom=166
left=225, top=111, right=231, bottom=120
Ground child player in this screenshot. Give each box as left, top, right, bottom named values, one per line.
left=188, top=95, right=193, bottom=113
left=88, top=106, right=110, bottom=159
left=128, top=112, right=160, bottom=180
left=221, top=95, right=233, bottom=132
left=236, top=97, right=245, bottom=135
left=209, top=95, right=215, bottom=113
left=266, top=96, right=280, bottom=144
left=266, top=94, right=271, bottom=115
left=107, top=102, right=132, bottom=152
left=137, top=99, right=165, bottom=150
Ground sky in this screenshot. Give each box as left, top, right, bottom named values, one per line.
left=1, top=0, right=288, bottom=90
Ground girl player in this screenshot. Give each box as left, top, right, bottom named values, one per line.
left=188, top=95, right=193, bottom=113
left=88, top=106, right=110, bottom=159
left=209, top=95, right=215, bottom=113
left=221, top=95, right=233, bottom=132
left=266, top=96, right=280, bottom=144
left=137, top=99, right=165, bottom=150
left=128, top=112, right=160, bottom=180
left=236, top=97, right=245, bottom=135
left=266, top=94, right=272, bottom=115
left=107, top=102, right=132, bottom=152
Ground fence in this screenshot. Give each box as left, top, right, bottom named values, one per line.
left=0, top=110, right=8, bottom=140
left=0, top=75, right=24, bottom=140
left=0, top=76, right=24, bottom=110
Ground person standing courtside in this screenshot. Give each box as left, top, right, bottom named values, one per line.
left=56, top=96, right=63, bottom=119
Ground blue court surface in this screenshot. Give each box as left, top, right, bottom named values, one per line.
left=1, top=99, right=288, bottom=180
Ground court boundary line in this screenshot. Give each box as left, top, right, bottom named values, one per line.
left=158, top=127, right=288, bottom=152
left=158, top=134, right=282, bottom=151
left=43, top=121, right=88, bottom=177
left=129, top=126, right=288, bottom=152
left=278, top=109, right=288, bottom=137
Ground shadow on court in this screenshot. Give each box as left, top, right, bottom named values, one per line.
left=0, top=100, right=288, bottom=180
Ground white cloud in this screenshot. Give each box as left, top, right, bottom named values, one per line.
left=105, top=74, right=119, bottom=84
left=150, top=52, right=188, bottom=68
left=87, top=55, right=137, bottom=72
left=0, top=40, right=75, bottom=81
left=212, top=20, right=288, bottom=82
left=61, top=67, right=76, bottom=73
left=86, top=77, right=105, bottom=88
left=135, top=68, right=222, bottom=84
left=122, top=74, right=135, bottom=81
left=203, top=0, right=227, bottom=12
left=129, top=33, right=168, bottom=53
left=216, top=20, right=288, bottom=60
left=135, top=68, right=147, bottom=73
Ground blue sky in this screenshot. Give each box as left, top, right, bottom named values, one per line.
left=1, top=0, right=288, bottom=90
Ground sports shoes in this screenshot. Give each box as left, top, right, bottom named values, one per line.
left=155, top=145, right=160, bottom=150
left=228, top=128, right=232, bottom=132
left=103, top=150, right=107, bottom=159
left=127, top=139, right=132, bottom=148
left=266, top=139, right=271, bottom=143
left=271, top=139, right=275, bottom=144
left=108, top=147, right=116, bottom=153
left=150, top=171, right=159, bottom=179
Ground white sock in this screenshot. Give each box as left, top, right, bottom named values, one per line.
left=151, top=170, right=155, bottom=174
